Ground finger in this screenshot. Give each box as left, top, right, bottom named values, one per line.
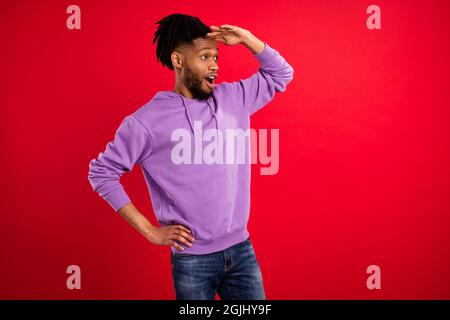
left=212, top=35, right=226, bottom=43
left=176, top=225, right=192, bottom=234
left=206, top=32, right=222, bottom=38
left=220, top=24, right=237, bottom=31
left=171, top=234, right=193, bottom=247
left=177, top=230, right=195, bottom=242
left=210, top=25, right=220, bottom=30
left=170, top=240, right=184, bottom=251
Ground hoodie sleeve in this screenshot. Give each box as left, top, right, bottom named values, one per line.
left=87, top=115, right=152, bottom=212
left=232, top=42, right=294, bottom=116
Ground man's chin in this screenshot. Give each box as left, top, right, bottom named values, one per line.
left=192, top=89, right=213, bottom=100
left=198, top=93, right=213, bottom=100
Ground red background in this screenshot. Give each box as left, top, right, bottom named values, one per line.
left=1, top=0, right=450, bottom=299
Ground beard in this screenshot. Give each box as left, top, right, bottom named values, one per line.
left=183, top=66, right=213, bottom=100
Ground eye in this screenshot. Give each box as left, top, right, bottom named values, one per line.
left=214, top=56, right=219, bottom=62
left=201, top=55, right=208, bottom=60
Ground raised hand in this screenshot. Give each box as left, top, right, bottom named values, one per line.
left=206, top=24, right=252, bottom=46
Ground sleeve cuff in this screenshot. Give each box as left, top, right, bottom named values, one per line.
left=253, top=42, right=277, bottom=65
left=103, top=187, right=131, bottom=212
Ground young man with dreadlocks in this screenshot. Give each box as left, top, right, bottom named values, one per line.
left=88, top=13, right=294, bottom=300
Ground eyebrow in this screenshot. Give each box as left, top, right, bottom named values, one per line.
left=197, top=47, right=219, bottom=52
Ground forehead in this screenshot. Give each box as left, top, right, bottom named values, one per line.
left=191, top=38, right=219, bottom=53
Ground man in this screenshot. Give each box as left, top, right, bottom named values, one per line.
left=88, top=13, right=294, bottom=300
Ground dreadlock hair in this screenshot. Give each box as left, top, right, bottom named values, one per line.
left=153, top=13, right=211, bottom=70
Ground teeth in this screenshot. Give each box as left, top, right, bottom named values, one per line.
left=205, top=76, right=217, bottom=84
left=206, top=75, right=216, bottom=84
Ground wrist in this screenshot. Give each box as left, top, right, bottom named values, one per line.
left=241, top=32, right=265, bottom=55
left=241, top=31, right=255, bottom=47
left=144, top=224, right=157, bottom=240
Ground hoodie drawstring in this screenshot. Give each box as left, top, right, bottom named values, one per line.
left=181, top=95, right=195, bottom=134
left=207, top=99, right=219, bottom=132
left=181, top=95, right=219, bottom=134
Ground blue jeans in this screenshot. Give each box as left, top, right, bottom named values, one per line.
left=171, top=237, right=266, bottom=300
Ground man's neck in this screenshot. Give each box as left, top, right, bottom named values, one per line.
left=173, top=82, right=193, bottom=99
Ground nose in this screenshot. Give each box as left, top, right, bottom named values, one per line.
left=209, top=61, right=219, bottom=72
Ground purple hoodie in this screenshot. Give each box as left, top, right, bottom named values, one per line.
left=88, top=42, right=294, bottom=255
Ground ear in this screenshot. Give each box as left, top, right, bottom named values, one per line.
left=171, top=52, right=183, bottom=69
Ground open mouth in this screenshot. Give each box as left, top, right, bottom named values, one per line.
left=204, top=74, right=217, bottom=88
